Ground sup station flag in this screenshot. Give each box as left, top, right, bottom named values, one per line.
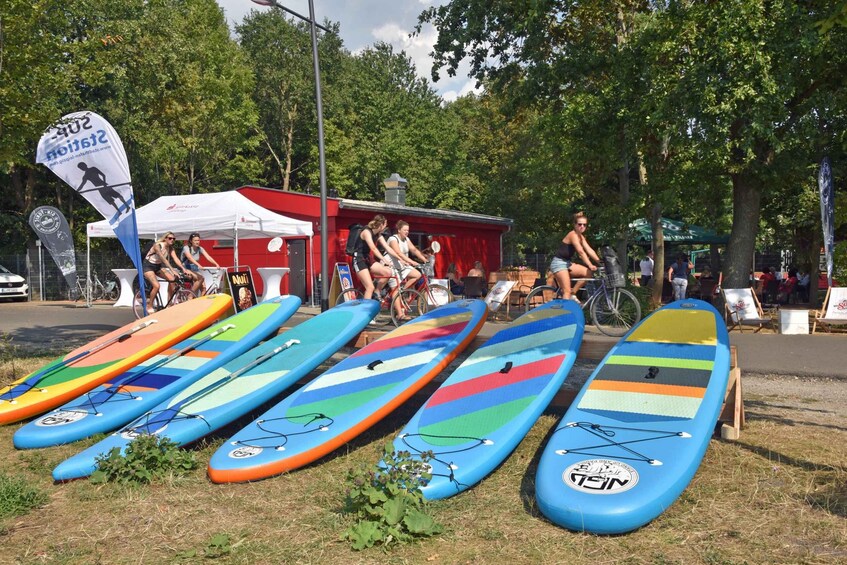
left=36, top=111, right=145, bottom=308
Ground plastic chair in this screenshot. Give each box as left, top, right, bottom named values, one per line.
left=461, top=276, right=487, bottom=299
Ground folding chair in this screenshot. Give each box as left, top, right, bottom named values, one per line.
left=812, top=287, right=847, bottom=334
left=721, top=287, right=775, bottom=333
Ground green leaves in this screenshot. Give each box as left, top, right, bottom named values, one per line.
left=90, top=433, right=198, bottom=485
left=343, top=442, right=443, bottom=550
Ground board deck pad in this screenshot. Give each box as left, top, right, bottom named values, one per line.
left=392, top=299, right=585, bottom=500
left=207, top=299, right=488, bottom=483
left=13, top=296, right=301, bottom=448
left=0, top=294, right=232, bottom=425
left=52, top=299, right=379, bottom=481
left=535, top=299, right=730, bottom=534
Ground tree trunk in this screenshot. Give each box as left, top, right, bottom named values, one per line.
left=615, top=159, right=630, bottom=267
left=282, top=102, right=297, bottom=192
left=650, top=203, right=664, bottom=309
left=723, top=172, right=762, bottom=289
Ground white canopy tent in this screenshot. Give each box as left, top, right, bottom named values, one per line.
left=86, top=191, right=314, bottom=302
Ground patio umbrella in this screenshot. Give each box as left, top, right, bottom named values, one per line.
left=629, top=218, right=729, bottom=245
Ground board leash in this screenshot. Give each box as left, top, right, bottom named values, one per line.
left=398, top=432, right=493, bottom=491
left=0, top=320, right=157, bottom=403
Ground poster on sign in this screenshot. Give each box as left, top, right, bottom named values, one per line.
left=228, top=270, right=257, bottom=313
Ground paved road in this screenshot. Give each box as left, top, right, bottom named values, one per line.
left=0, top=300, right=844, bottom=379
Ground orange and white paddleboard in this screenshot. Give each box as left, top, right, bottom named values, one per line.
left=0, top=294, right=232, bottom=425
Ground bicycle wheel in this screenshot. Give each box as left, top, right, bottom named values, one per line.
left=334, top=288, right=364, bottom=306
left=590, top=287, right=641, bottom=337
left=132, top=290, right=160, bottom=319
left=392, top=288, right=428, bottom=326
left=525, top=285, right=559, bottom=311
left=426, top=284, right=452, bottom=307
left=171, top=288, right=196, bottom=306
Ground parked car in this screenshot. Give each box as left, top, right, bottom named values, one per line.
left=0, top=264, right=29, bottom=301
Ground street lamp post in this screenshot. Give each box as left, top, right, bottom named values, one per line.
left=251, top=0, right=330, bottom=311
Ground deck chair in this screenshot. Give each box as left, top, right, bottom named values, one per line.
left=460, top=276, right=487, bottom=299
left=812, top=287, right=847, bottom=334
left=483, top=280, right=516, bottom=319
left=721, top=287, right=775, bottom=333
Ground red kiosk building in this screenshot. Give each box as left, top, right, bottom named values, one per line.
left=206, top=182, right=512, bottom=302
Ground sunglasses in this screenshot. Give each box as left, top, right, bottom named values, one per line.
left=166, top=236, right=175, bottom=240
left=576, top=223, right=588, bottom=227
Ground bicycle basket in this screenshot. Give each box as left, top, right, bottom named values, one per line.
left=601, top=246, right=627, bottom=288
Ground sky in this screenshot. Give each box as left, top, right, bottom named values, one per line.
left=215, top=0, right=479, bottom=102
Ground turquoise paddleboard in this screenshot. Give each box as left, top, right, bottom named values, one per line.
left=14, top=296, right=301, bottom=449
left=535, top=299, right=730, bottom=534
left=207, top=299, right=488, bottom=483
left=392, top=300, right=584, bottom=499
left=52, top=299, right=378, bottom=481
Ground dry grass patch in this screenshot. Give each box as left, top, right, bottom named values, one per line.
left=0, top=352, right=845, bottom=564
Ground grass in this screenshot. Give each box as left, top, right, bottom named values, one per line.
left=1, top=354, right=845, bottom=564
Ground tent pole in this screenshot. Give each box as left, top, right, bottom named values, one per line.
left=234, top=223, right=239, bottom=268
left=309, top=236, right=315, bottom=307
left=86, top=235, right=91, bottom=308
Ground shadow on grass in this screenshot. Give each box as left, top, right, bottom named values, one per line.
left=519, top=406, right=567, bottom=520
left=733, top=441, right=847, bottom=518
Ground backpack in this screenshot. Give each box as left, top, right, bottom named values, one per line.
left=345, top=224, right=365, bottom=256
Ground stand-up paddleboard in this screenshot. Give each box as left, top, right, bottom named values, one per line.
left=207, top=299, right=488, bottom=483
left=0, top=295, right=232, bottom=425
left=392, top=300, right=584, bottom=500
left=52, top=299, right=378, bottom=481
left=535, top=299, right=730, bottom=534
left=14, top=296, right=301, bottom=449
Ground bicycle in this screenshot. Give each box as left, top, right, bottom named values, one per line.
left=412, top=263, right=452, bottom=307
left=335, top=264, right=430, bottom=327
left=69, top=272, right=118, bottom=302
left=132, top=272, right=197, bottom=318
left=195, top=267, right=224, bottom=296
left=524, top=268, right=641, bottom=337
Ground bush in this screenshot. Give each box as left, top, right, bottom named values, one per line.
left=343, top=443, right=443, bottom=550
left=90, top=433, right=198, bottom=485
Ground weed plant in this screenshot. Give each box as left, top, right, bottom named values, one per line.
left=0, top=471, right=48, bottom=519
left=90, top=433, right=198, bottom=485
left=343, top=442, right=443, bottom=550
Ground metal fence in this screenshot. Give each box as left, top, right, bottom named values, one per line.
left=0, top=249, right=132, bottom=301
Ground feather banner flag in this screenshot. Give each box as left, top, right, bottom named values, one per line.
left=28, top=206, right=77, bottom=291
left=818, top=157, right=835, bottom=287
left=35, top=111, right=145, bottom=306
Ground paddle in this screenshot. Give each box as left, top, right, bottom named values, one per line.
left=0, top=319, right=158, bottom=402
left=125, top=339, right=302, bottom=433
left=81, top=324, right=238, bottom=406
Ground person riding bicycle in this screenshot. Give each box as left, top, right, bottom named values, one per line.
left=142, top=231, right=190, bottom=315
left=385, top=220, right=428, bottom=291
left=181, top=232, right=220, bottom=295
left=550, top=211, right=601, bottom=303
left=351, top=215, right=401, bottom=302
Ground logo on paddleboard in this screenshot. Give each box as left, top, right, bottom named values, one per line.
left=36, top=410, right=87, bottom=426
left=563, top=459, right=639, bottom=494
left=228, top=446, right=263, bottom=459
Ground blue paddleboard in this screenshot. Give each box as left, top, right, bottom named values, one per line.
left=207, top=299, right=488, bottom=483
left=535, top=299, right=730, bottom=534
left=393, top=300, right=584, bottom=499
left=14, top=296, right=301, bottom=449
left=52, top=299, right=378, bottom=481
